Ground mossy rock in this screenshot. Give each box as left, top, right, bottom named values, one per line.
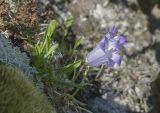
left=0, top=65, right=56, bottom=113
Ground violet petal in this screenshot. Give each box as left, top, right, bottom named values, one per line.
left=107, top=38, right=119, bottom=51
left=118, top=36, right=126, bottom=45
left=96, top=37, right=106, bottom=51
left=111, top=52, right=122, bottom=65
left=86, top=25, right=125, bottom=67
left=107, top=59, right=115, bottom=67
left=108, top=25, right=116, bottom=37
left=86, top=47, right=108, bottom=67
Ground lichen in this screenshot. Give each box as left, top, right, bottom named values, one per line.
left=0, top=33, right=36, bottom=81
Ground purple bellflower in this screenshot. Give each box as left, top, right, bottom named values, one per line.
left=86, top=25, right=125, bottom=67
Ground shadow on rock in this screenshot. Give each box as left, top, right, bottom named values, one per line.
left=150, top=72, right=160, bottom=113
left=78, top=77, right=130, bottom=113
left=87, top=97, right=127, bottom=113
left=110, top=0, right=160, bottom=34
left=125, top=41, right=160, bottom=65
left=155, top=45, right=160, bottom=64
left=138, top=0, right=160, bottom=34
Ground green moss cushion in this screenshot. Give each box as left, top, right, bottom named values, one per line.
left=0, top=65, right=56, bottom=113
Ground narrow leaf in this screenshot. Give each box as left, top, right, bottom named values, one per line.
left=42, top=20, right=57, bottom=52
left=65, top=15, right=73, bottom=29
left=58, top=60, right=81, bottom=75
left=44, top=43, right=58, bottom=58
left=73, top=37, right=83, bottom=49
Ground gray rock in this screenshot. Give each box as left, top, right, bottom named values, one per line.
left=87, top=97, right=127, bottom=113
left=67, top=0, right=160, bottom=113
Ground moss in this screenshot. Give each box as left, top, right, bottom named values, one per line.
left=0, top=65, right=56, bottom=113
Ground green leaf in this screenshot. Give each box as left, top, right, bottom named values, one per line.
left=61, top=15, right=73, bottom=50
left=35, top=46, right=40, bottom=56
left=34, top=46, right=41, bottom=66
left=73, top=37, right=83, bottom=49
left=57, top=79, right=83, bottom=88
left=63, top=15, right=73, bottom=38
left=44, top=43, right=58, bottom=58
left=65, top=15, right=73, bottom=29
left=58, top=60, right=81, bottom=75
left=42, top=20, right=57, bottom=52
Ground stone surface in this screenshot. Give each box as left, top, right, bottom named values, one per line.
left=87, top=97, right=127, bottom=113
left=67, top=0, right=160, bottom=113
left=68, top=0, right=154, bottom=56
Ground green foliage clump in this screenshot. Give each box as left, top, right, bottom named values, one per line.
left=0, top=65, right=56, bottom=113
left=30, top=17, right=89, bottom=112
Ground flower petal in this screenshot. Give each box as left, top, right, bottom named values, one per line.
left=118, top=36, right=125, bottom=45
left=86, top=25, right=125, bottom=67
left=107, top=59, right=115, bottom=67
left=108, top=25, right=116, bottom=37
left=104, top=25, right=116, bottom=40
left=107, top=38, right=119, bottom=51
left=99, top=25, right=117, bottom=51
left=96, top=37, right=106, bottom=50
left=106, top=35, right=125, bottom=51
left=86, top=47, right=108, bottom=67
left=110, top=52, right=122, bottom=65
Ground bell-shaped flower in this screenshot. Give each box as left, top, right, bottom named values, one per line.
left=86, top=25, right=125, bottom=67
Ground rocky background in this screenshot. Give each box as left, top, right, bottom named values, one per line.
left=64, top=0, right=160, bottom=113
left=63, top=0, right=160, bottom=113
left=1, top=0, right=160, bottom=113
